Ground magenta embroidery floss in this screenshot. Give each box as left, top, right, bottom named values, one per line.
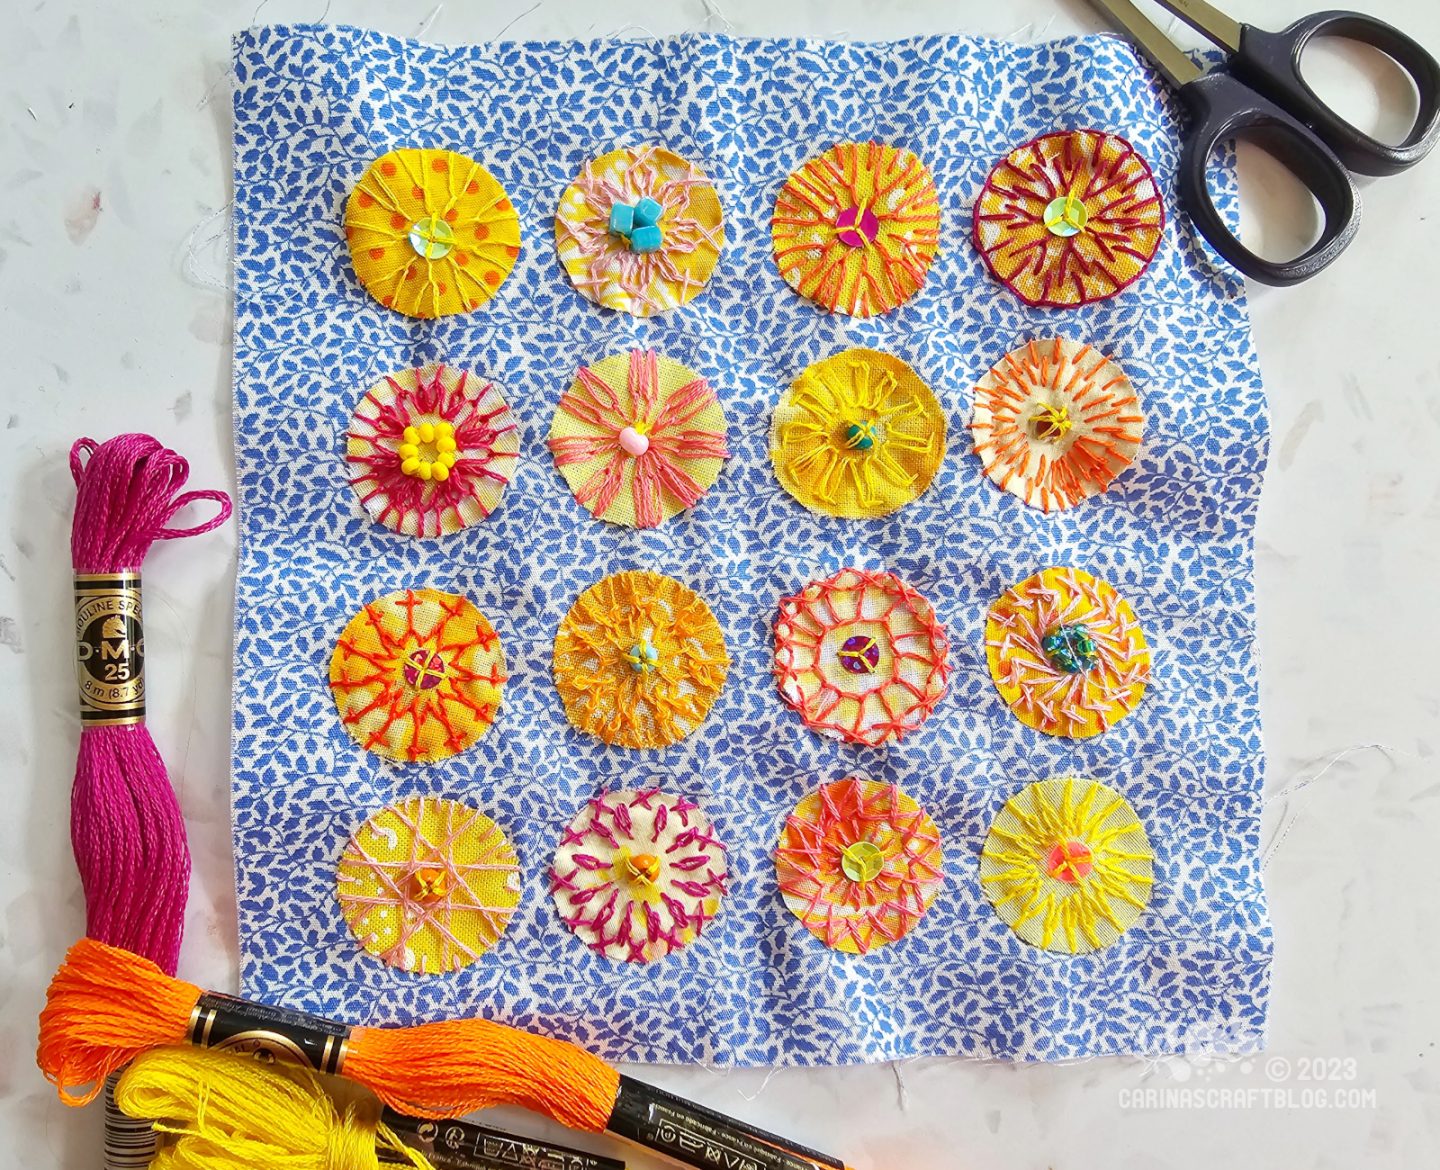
left=68, top=433, right=231, bottom=1168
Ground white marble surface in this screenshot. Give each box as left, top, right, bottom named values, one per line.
left=1, top=0, right=1437, bottom=1167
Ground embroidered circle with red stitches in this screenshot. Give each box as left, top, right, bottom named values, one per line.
left=346, top=363, right=520, bottom=539
left=774, top=568, right=950, bottom=746
left=973, top=129, right=1165, bottom=308
left=329, top=588, right=506, bottom=763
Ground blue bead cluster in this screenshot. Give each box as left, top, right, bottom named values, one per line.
left=608, top=195, right=664, bottom=253
left=1041, top=623, right=1099, bottom=674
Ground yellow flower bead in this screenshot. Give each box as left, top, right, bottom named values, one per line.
left=403, top=426, right=421, bottom=445
left=432, top=462, right=450, bottom=482
left=400, top=457, right=421, bottom=475
left=419, top=422, right=436, bottom=443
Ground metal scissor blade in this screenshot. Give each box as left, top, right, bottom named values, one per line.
left=1088, top=0, right=1205, bottom=88
left=1150, top=0, right=1242, bottom=53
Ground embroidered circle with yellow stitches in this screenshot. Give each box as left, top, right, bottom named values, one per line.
left=770, top=348, right=946, bottom=519
left=973, top=129, right=1164, bottom=308
left=329, top=588, right=506, bottom=762
left=550, top=787, right=729, bottom=963
left=345, top=363, right=521, bottom=538
left=985, top=566, right=1149, bottom=738
left=772, top=141, right=941, bottom=317
left=775, top=777, right=944, bottom=955
left=969, top=338, right=1144, bottom=512
left=344, top=148, right=521, bottom=318
left=554, top=146, right=725, bottom=317
left=979, top=776, right=1153, bottom=953
left=335, top=795, right=521, bottom=974
left=553, top=570, right=729, bottom=749
left=774, top=568, right=950, bottom=746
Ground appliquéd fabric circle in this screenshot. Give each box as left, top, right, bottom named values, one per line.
left=973, top=129, right=1164, bottom=308
left=335, top=795, right=521, bottom=974
left=969, top=338, right=1143, bottom=512
left=774, top=568, right=950, bottom=746
left=548, top=348, right=729, bottom=529
left=775, top=777, right=943, bottom=954
left=346, top=363, right=520, bottom=538
left=550, top=787, right=729, bottom=963
left=771, top=141, right=941, bottom=317
left=553, top=570, right=729, bottom=750
left=329, top=588, right=506, bottom=763
left=979, top=776, right=1153, bottom=953
left=344, top=147, right=521, bottom=318
left=554, top=146, right=725, bottom=316
left=770, top=348, right=946, bottom=519
left=985, top=567, right=1149, bottom=738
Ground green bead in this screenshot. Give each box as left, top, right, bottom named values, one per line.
left=844, top=421, right=876, bottom=450
left=1042, top=623, right=1098, bottom=674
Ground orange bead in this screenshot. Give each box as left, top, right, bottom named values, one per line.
left=368, top=247, right=385, bottom=260
left=455, top=252, right=469, bottom=266
left=474, top=224, right=490, bottom=241
left=505, top=245, right=519, bottom=259
left=483, top=270, right=500, bottom=287
left=357, top=192, right=375, bottom=209
left=466, top=180, right=480, bottom=194
left=444, top=208, right=458, bottom=223
left=431, top=156, right=448, bottom=172
left=380, top=160, right=397, bottom=176
left=411, top=185, right=424, bottom=199
left=390, top=213, right=406, bottom=230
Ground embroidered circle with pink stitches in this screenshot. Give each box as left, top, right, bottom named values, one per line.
left=774, top=568, right=951, bottom=746
left=985, top=566, right=1150, bottom=738
left=550, top=788, right=729, bottom=964
left=335, top=795, right=521, bottom=974
left=548, top=348, right=730, bottom=529
left=775, top=777, right=944, bottom=954
left=346, top=363, right=520, bottom=539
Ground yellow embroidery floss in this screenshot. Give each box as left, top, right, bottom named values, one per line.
left=114, top=1046, right=433, bottom=1170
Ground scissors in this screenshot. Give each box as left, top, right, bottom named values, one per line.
left=1088, top=0, right=1440, bottom=285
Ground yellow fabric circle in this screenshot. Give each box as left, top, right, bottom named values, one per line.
left=979, top=777, right=1153, bottom=953
left=771, top=141, right=941, bottom=317
left=985, top=567, right=1149, bottom=738
left=344, top=148, right=520, bottom=318
left=548, top=349, right=729, bottom=529
left=554, top=146, right=724, bottom=316
left=329, top=588, right=506, bottom=763
left=336, top=795, right=521, bottom=974
left=553, top=570, right=729, bottom=749
left=771, top=348, right=946, bottom=518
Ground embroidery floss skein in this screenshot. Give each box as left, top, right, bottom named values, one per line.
left=68, top=434, right=232, bottom=1169
left=40, top=938, right=856, bottom=1170
left=114, top=1047, right=625, bottom=1170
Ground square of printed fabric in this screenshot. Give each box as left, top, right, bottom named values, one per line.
left=231, top=25, right=1271, bottom=1065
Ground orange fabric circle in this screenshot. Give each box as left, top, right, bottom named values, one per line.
left=771, top=141, right=940, bottom=317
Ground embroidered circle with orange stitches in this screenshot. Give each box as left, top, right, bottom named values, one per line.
left=553, top=570, right=729, bottom=749
left=973, top=129, right=1164, bottom=308
left=344, top=148, right=521, bottom=318
left=329, top=588, right=506, bottom=762
left=969, top=338, right=1144, bottom=512
left=336, top=795, right=521, bottom=974
left=985, top=567, right=1149, bottom=738
left=774, top=568, right=950, bottom=746
left=771, top=141, right=941, bottom=317
left=775, top=777, right=944, bottom=955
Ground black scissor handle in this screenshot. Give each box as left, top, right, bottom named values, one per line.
left=1233, top=10, right=1440, bottom=177
left=1178, top=71, right=1361, bottom=285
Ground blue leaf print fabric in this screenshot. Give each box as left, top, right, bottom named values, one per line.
left=231, top=24, right=1272, bottom=1065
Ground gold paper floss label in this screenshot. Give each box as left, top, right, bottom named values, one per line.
left=74, top=573, right=145, bottom=726
left=187, top=992, right=350, bottom=1075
